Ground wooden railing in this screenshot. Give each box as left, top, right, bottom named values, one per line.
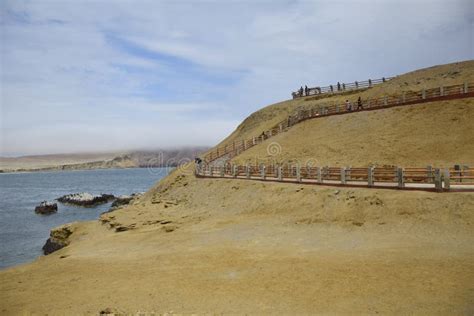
left=202, top=82, right=474, bottom=164
left=195, top=163, right=474, bottom=192
left=291, top=77, right=395, bottom=99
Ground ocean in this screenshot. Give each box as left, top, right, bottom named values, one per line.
left=0, top=167, right=170, bottom=269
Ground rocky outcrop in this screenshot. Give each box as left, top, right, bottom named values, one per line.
left=34, top=201, right=58, bottom=215
left=57, top=193, right=115, bottom=207
left=109, top=193, right=143, bottom=210
left=42, top=223, right=75, bottom=255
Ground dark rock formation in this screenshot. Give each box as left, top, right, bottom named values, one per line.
left=57, top=192, right=115, bottom=207
left=42, top=223, right=75, bottom=255
left=35, top=201, right=58, bottom=215
left=110, top=195, right=134, bottom=209
left=108, top=193, right=143, bottom=211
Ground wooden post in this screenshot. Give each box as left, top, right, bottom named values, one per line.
left=243, top=140, right=247, bottom=150
left=367, top=99, right=371, bottom=108
left=278, top=166, right=283, bottom=181
left=464, top=82, right=468, bottom=93
left=341, top=167, right=346, bottom=184
left=296, top=165, right=301, bottom=182
left=422, top=89, right=426, bottom=99
left=316, top=167, right=322, bottom=183
left=427, top=165, right=433, bottom=183
left=440, top=86, right=444, bottom=97
left=368, top=167, right=374, bottom=187
left=443, top=168, right=450, bottom=191
left=384, top=96, right=388, bottom=106
left=253, top=137, right=256, bottom=145
left=402, top=92, right=406, bottom=103
left=434, top=168, right=442, bottom=192
left=279, top=124, right=283, bottom=133
left=261, top=165, right=266, bottom=180
left=220, top=166, right=224, bottom=177
left=336, top=104, right=339, bottom=112
left=246, top=164, right=250, bottom=179
left=232, top=165, right=237, bottom=178
left=397, top=167, right=405, bottom=188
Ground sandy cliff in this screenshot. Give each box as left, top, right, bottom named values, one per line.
left=1, top=61, right=473, bottom=314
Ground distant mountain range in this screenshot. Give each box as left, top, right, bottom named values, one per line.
left=0, top=147, right=209, bottom=173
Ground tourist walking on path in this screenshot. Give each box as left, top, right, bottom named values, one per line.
left=345, top=99, right=352, bottom=111
left=357, top=97, right=363, bottom=110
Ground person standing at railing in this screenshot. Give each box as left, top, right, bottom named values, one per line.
left=337, top=82, right=341, bottom=91
left=299, top=86, right=304, bottom=97
left=357, top=96, right=363, bottom=110
left=304, top=85, right=309, bottom=96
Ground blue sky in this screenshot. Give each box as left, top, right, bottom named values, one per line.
left=1, top=0, right=473, bottom=156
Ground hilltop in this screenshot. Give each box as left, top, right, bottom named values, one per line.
left=1, top=61, right=473, bottom=314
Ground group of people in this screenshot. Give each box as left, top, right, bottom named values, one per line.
left=294, top=85, right=323, bottom=98
left=345, top=97, right=364, bottom=111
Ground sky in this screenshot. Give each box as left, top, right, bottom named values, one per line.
left=1, top=0, right=473, bottom=156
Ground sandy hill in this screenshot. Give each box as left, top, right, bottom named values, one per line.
left=214, top=60, right=474, bottom=161
left=1, top=61, right=473, bottom=314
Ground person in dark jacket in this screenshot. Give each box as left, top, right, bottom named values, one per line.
left=357, top=96, right=363, bottom=110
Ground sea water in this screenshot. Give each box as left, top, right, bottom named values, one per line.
left=0, top=167, right=170, bottom=269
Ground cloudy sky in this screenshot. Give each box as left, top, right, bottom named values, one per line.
left=1, top=0, right=472, bottom=156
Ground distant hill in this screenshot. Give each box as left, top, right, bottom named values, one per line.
left=0, top=147, right=209, bottom=173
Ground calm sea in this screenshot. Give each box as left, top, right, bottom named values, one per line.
left=0, top=167, right=170, bottom=269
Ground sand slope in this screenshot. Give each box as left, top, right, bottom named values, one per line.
left=231, top=98, right=474, bottom=167
left=1, top=61, right=474, bottom=314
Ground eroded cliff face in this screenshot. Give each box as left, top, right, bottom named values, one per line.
left=42, top=223, right=76, bottom=255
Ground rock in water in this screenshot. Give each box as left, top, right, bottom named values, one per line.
left=42, top=223, right=75, bottom=255
left=57, top=192, right=115, bottom=207
left=34, top=201, right=58, bottom=215
left=109, top=193, right=143, bottom=210
left=110, top=195, right=134, bottom=208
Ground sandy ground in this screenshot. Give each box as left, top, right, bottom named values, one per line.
left=1, top=169, right=474, bottom=314
left=1, top=61, right=474, bottom=314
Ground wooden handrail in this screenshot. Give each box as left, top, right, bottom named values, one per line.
left=202, top=82, right=473, bottom=164
left=196, top=163, right=473, bottom=192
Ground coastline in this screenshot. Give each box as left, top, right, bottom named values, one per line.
left=1, top=168, right=473, bottom=314
left=0, top=168, right=169, bottom=271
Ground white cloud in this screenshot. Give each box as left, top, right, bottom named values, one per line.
left=1, top=0, right=472, bottom=155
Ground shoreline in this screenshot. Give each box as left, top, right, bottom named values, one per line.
left=2, top=169, right=473, bottom=314
left=0, top=166, right=175, bottom=175
left=0, top=168, right=167, bottom=271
